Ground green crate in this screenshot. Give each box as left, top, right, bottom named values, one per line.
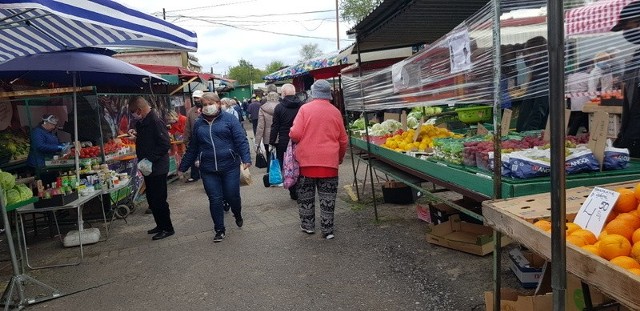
left=455, top=106, right=493, bottom=124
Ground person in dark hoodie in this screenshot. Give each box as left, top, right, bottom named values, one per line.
left=269, top=83, right=303, bottom=200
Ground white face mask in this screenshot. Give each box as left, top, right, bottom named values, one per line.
left=131, top=112, right=142, bottom=120
left=202, top=104, right=219, bottom=116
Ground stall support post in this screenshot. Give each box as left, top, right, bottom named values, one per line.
left=0, top=194, right=61, bottom=309
left=548, top=0, right=567, bottom=308
left=490, top=0, right=503, bottom=308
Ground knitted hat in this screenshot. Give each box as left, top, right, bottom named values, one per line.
left=311, top=79, right=332, bottom=100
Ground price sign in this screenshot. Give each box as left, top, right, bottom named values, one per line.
left=574, top=187, right=619, bottom=236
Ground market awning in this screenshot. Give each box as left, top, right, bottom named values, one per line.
left=565, top=0, right=633, bottom=36
left=131, top=64, right=228, bottom=83
left=263, top=52, right=347, bottom=81
left=0, top=0, right=198, bottom=63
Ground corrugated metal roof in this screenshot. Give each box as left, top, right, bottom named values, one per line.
left=347, top=0, right=491, bottom=52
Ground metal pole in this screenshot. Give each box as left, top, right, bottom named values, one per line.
left=355, top=37, right=378, bottom=220
left=491, top=0, right=503, bottom=308
left=162, top=8, right=166, bottom=21
left=73, top=73, right=80, bottom=182
left=548, top=0, right=567, bottom=308
left=335, top=0, right=340, bottom=51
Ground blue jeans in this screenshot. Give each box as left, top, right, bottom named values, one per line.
left=201, top=166, right=242, bottom=233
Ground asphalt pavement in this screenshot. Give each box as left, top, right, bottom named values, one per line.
left=0, top=122, right=521, bottom=311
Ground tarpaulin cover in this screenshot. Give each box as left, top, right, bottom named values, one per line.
left=263, top=52, right=345, bottom=81
left=565, top=0, right=633, bottom=36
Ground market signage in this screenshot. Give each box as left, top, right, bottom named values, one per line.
left=574, top=187, right=620, bottom=235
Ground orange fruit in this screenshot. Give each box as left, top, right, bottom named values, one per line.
left=567, top=235, right=587, bottom=247
left=534, top=220, right=552, bottom=232
left=605, top=219, right=635, bottom=242
left=571, top=229, right=598, bottom=245
left=607, top=211, right=619, bottom=223
left=614, top=188, right=637, bottom=213
left=631, top=209, right=640, bottom=218
left=581, top=245, right=601, bottom=257
left=616, top=213, right=640, bottom=229
left=632, top=242, right=640, bottom=263
left=610, top=256, right=640, bottom=269
left=565, top=222, right=581, bottom=235
left=594, top=241, right=601, bottom=248
left=598, top=230, right=608, bottom=241
left=634, top=183, right=640, bottom=201
left=599, top=234, right=632, bottom=260
left=633, top=228, right=640, bottom=244
left=628, top=268, right=640, bottom=276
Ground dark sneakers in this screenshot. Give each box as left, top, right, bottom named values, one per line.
left=235, top=217, right=243, bottom=227
left=214, top=231, right=225, bottom=242
left=147, top=227, right=161, bottom=234
left=152, top=230, right=174, bottom=240
left=323, top=232, right=335, bottom=240
left=300, top=225, right=314, bottom=234
left=223, top=201, right=231, bottom=212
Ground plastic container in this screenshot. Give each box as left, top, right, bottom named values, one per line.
left=455, top=106, right=493, bottom=124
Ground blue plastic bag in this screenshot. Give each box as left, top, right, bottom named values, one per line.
left=269, top=149, right=283, bottom=185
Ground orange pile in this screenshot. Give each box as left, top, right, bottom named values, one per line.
left=532, top=186, right=640, bottom=276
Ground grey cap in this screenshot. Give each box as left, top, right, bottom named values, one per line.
left=311, top=79, right=332, bottom=100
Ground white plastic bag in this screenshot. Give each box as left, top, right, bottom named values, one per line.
left=137, top=158, right=153, bottom=176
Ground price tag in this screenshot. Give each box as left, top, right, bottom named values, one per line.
left=573, top=187, right=619, bottom=236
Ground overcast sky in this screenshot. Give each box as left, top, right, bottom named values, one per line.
left=117, top=0, right=355, bottom=76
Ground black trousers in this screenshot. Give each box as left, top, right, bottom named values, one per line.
left=144, top=174, right=174, bottom=232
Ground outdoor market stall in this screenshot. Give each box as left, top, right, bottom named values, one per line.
left=343, top=0, right=640, bottom=309
left=0, top=1, right=198, bottom=308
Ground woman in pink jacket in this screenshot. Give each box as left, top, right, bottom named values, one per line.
left=289, top=79, right=348, bottom=240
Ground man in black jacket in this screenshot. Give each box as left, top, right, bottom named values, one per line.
left=269, top=83, right=303, bottom=200
left=128, top=96, right=175, bottom=240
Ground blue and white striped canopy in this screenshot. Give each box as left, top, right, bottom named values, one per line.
left=0, top=0, right=198, bottom=63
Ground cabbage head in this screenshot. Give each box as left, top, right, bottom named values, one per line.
left=0, top=171, right=15, bottom=190
left=5, top=188, right=20, bottom=205
left=407, top=116, right=419, bottom=129
left=15, top=184, right=33, bottom=200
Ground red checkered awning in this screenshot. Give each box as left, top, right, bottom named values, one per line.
left=565, top=0, right=633, bottom=36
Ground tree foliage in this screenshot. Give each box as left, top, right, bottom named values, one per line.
left=339, top=0, right=382, bottom=24
left=298, top=43, right=323, bottom=63
left=264, top=60, right=286, bottom=75
left=227, top=59, right=265, bottom=85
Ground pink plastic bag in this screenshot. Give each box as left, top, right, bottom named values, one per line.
left=283, top=140, right=299, bottom=189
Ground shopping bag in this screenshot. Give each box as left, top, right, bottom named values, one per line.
left=137, top=158, right=153, bottom=176
left=283, top=140, right=299, bottom=189
left=255, top=145, right=268, bottom=169
left=268, top=149, right=283, bottom=185
left=240, top=164, right=252, bottom=186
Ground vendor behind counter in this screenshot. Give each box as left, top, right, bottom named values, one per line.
left=27, top=114, right=69, bottom=184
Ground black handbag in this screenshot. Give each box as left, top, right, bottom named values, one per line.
left=255, top=151, right=268, bottom=168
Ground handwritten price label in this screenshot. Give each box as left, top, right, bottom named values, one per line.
left=574, top=187, right=619, bottom=236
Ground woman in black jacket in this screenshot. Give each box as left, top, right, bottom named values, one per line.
left=269, top=83, right=303, bottom=199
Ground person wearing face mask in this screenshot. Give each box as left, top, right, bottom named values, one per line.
left=27, top=114, right=68, bottom=183
left=183, top=90, right=204, bottom=182
left=612, top=1, right=640, bottom=156
left=221, top=98, right=239, bottom=120
left=588, top=52, right=613, bottom=96
left=178, top=92, right=252, bottom=243
left=128, top=96, right=174, bottom=240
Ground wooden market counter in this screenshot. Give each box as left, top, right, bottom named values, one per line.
left=351, top=137, right=640, bottom=201
left=482, top=181, right=640, bottom=310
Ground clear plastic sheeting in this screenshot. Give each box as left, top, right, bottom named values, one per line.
left=344, top=0, right=640, bottom=112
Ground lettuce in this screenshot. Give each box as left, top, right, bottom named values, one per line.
left=0, top=171, right=15, bottom=191
left=15, top=184, right=33, bottom=200
left=5, top=188, right=20, bottom=205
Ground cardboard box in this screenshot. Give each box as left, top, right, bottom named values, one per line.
left=535, top=263, right=611, bottom=311
left=381, top=181, right=416, bottom=205
left=425, top=214, right=510, bottom=256
left=508, top=248, right=545, bottom=289
left=484, top=288, right=552, bottom=311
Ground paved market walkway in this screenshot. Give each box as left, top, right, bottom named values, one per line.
left=0, top=122, right=520, bottom=311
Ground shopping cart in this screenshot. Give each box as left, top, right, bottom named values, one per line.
left=105, top=158, right=144, bottom=223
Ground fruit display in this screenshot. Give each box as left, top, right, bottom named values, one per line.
left=67, top=140, right=130, bottom=159
left=0, top=131, right=30, bottom=163
left=382, top=125, right=461, bottom=152
left=531, top=185, right=640, bottom=277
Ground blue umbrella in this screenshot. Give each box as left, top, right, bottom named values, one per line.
left=0, top=51, right=167, bottom=179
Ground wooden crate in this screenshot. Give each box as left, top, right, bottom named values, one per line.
left=486, top=181, right=639, bottom=223
left=482, top=180, right=640, bottom=310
